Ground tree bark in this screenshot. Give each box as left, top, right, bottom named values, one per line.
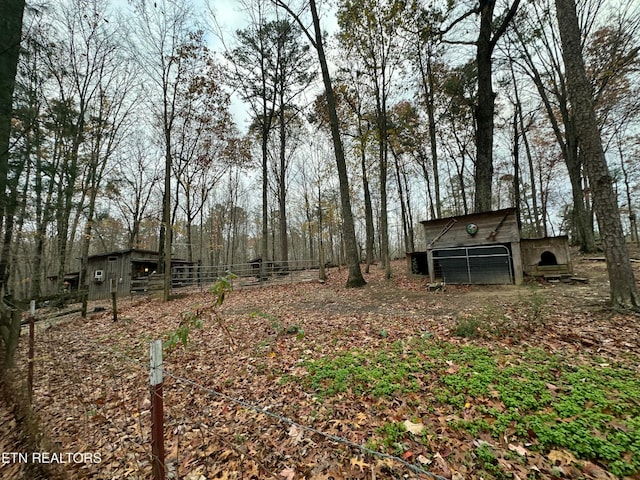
left=473, top=0, right=496, bottom=213
left=360, top=143, right=375, bottom=274
left=425, top=52, right=442, bottom=219
left=555, top=0, right=639, bottom=310
left=0, top=0, right=26, bottom=296
left=309, top=0, right=365, bottom=287
left=473, top=0, right=520, bottom=213
left=278, top=97, right=288, bottom=264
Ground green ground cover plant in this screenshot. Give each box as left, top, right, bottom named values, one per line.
left=298, top=337, right=640, bottom=476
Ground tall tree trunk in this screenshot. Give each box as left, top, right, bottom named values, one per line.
left=31, top=128, right=55, bottom=298
left=515, top=24, right=595, bottom=249
left=565, top=126, right=597, bottom=252
left=474, top=0, right=520, bottom=213
left=418, top=47, right=442, bottom=218
left=0, top=0, right=26, bottom=297
left=0, top=0, right=26, bottom=368
left=303, top=189, right=314, bottom=260
left=378, top=112, right=391, bottom=279
left=360, top=146, right=374, bottom=273
left=161, top=128, right=172, bottom=301
left=261, top=131, right=269, bottom=276
left=278, top=101, right=288, bottom=264
left=519, top=111, right=542, bottom=236
left=555, top=0, right=639, bottom=310
left=373, top=73, right=392, bottom=279
left=401, top=162, right=415, bottom=252
left=309, top=0, right=365, bottom=287
left=473, top=0, right=497, bottom=213
left=419, top=155, right=435, bottom=220
left=79, top=152, right=104, bottom=296
left=56, top=144, right=81, bottom=294
left=391, top=146, right=410, bottom=254
left=512, top=102, right=521, bottom=229
left=0, top=116, right=28, bottom=298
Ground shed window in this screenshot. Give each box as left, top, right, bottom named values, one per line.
left=108, top=256, right=117, bottom=262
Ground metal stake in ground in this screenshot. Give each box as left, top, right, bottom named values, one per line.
left=27, top=300, right=35, bottom=401
left=110, top=278, right=118, bottom=322
left=150, top=340, right=165, bottom=480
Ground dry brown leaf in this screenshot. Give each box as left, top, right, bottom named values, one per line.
left=403, top=419, right=425, bottom=435
left=350, top=456, right=370, bottom=472
left=508, top=443, right=529, bottom=457
left=434, top=452, right=452, bottom=478
left=280, top=466, right=296, bottom=480
left=582, top=461, right=618, bottom=479
left=548, top=449, right=578, bottom=466
left=288, top=424, right=304, bottom=444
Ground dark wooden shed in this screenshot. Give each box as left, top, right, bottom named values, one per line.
left=87, top=249, right=158, bottom=300
left=419, top=208, right=523, bottom=285
left=414, top=208, right=573, bottom=285
left=86, top=249, right=193, bottom=300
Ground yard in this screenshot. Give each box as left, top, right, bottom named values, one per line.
left=3, top=253, right=640, bottom=479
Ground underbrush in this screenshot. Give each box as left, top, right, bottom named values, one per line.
left=294, top=336, right=640, bottom=477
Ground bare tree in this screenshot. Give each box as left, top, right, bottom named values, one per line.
left=226, top=2, right=279, bottom=276
left=107, top=133, right=160, bottom=249
left=511, top=1, right=596, bottom=250
left=555, top=0, right=639, bottom=309
left=274, top=0, right=366, bottom=287
left=0, top=0, right=26, bottom=365
left=131, top=0, right=196, bottom=300
left=337, top=0, right=408, bottom=279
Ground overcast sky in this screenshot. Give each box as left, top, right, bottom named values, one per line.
left=205, top=0, right=339, bottom=132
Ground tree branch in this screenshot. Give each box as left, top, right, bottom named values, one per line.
left=272, top=0, right=317, bottom=50
left=441, top=39, right=477, bottom=47
left=440, top=7, right=479, bottom=37
left=489, top=0, right=521, bottom=50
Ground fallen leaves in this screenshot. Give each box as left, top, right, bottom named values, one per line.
left=507, top=443, right=529, bottom=457
left=349, top=456, right=369, bottom=471
left=7, top=258, right=640, bottom=479
left=548, top=449, right=578, bottom=466
left=279, top=466, right=296, bottom=479
left=287, top=424, right=304, bottom=445
left=402, top=419, right=425, bottom=435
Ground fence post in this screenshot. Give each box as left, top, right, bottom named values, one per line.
left=110, top=279, right=118, bottom=322
left=150, top=340, right=165, bottom=480
left=81, top=288, right=88, bottom=318
left=27, top=300, right=35, bottom=401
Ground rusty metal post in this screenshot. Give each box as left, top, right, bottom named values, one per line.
left=110, top=279, right=118, bottom=322
left=27, top=300, right=35, bottom=401
left=150, top=340, right=165, bottom=480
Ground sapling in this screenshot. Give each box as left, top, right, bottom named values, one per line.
left=164, top=273, right=237, bottom=351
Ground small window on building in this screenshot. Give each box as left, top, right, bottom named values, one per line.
left=108, top=256, right=118, bottom=263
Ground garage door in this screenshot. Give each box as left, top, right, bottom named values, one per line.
left=432, top=244, right=513, bottom=284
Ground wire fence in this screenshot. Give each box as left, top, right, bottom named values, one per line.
left=11, top=314, right=450, bottom=480
left=171, top=260, right=322, bottom=293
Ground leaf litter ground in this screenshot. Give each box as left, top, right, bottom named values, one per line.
left=5, top=253, right=640, bottom=479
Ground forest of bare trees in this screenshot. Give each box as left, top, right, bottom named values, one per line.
left=1, top=0, right=640, bottom=314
